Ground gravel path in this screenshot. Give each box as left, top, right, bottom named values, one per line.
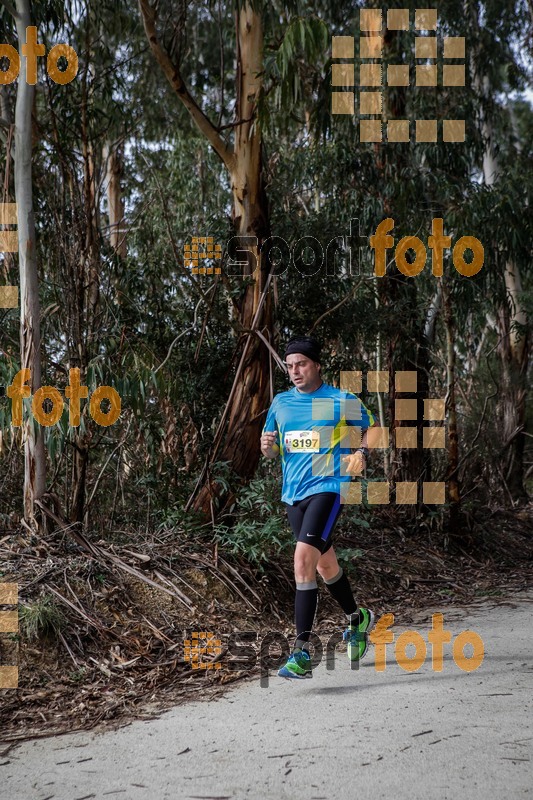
left=2, top=594, right=532, bottom=800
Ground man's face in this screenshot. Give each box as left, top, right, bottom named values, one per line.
left=285, top=353, right=321, bottom=392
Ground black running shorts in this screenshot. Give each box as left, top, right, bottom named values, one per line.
left=284, top=492, right=342, bottom=554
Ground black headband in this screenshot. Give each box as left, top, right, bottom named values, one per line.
left=284, top=336, right=321, bottom=363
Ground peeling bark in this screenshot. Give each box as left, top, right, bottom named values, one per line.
left=14, top=0, right=46, bottom=525
left=105, top=142, right=127, bottom=258
left=139, top=1, right=272, bottom=515
left=470, top=2, right=529, bottom=502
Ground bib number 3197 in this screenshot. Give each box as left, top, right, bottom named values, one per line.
left=284, top=430, right=320, bottom=453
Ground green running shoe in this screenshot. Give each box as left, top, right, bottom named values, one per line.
left=277, top=648, right=313, bottom=679
left=343, top=607, right=375, bottom=662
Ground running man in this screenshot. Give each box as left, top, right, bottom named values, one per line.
left=260, top=335, right=379, bottom=679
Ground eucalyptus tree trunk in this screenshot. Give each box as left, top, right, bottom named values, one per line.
left=139, top=1, right=272, bottom=515
left=496, top=264, right=528, bottom=501
left=442, top=276, right=460, bottom=535
left=69, top=53, right=101, bottom=525
left=470, top=5, right=529, bottom=502
left=376, top=19, right=432, bottom=504
left=14, top=0, right=46, bottom=524
left=105, top=142, right=127, bottom=258
left=210, top=3, right=270, bottom=490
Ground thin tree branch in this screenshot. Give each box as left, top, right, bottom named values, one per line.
left=137, top=0, right=235, bottom=171
left=185, top=271, right=274, bottom=510
left=1, top=0, right=20, bottom=20
left=154, top=299, right=202, bottom=374
left=194, top=282, right=219, bottom=363
left=307, top=277, right=365, bottom=335
left=85, top=419, right=132, bottom=511
left=140, top=151, right=209, bottom=305
left=249, top=328, right=287, bottom=372
left=216, top=0, right=225, bottom=130
left=216, top=116, right=253, bottom=132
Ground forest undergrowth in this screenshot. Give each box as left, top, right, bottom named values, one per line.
left=1, top=494, right=531, bottom=744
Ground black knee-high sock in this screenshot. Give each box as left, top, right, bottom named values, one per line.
left=294, top=580, right=318, bottom=650
left=324, top=568, right=358, bottom=621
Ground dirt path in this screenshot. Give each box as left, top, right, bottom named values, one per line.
left=2, top=594, right=532, bottom=800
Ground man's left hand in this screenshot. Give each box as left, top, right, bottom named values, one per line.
left=342, top=452, right=365, bottom=476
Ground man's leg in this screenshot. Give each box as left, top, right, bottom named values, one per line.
left=277, top=498, right=320, bottom=679
left=317, top=547, right=358, bottom=622
left=317, top=547, right=375, bottom=663
left=293, top=541, right=321, bottom=651
left=279, top=493, right=346, bottom=679
left=290, top=493, right=342, bottom=650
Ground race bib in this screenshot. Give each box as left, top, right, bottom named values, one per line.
left=284, top=430, right=320, bottom=453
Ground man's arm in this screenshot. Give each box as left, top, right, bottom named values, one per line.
left=261, top=399, right=280, bottom=458
left=362, top=417, right=381, bottom=450
left=261, top=431, right=279, bottom=459
left=342, top=417, right=381, bottom=475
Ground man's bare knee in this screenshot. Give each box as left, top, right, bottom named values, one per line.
left=317, top=548, right=339, bottom=581
left=294, top=543, right=320, bottom=583
left=317, top=562, right=339, bottom=581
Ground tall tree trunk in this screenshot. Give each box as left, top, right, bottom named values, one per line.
left=496, top=266, right=528, bottom=500
left=70, top=48, right=101, bottom=524
left=470, top=4, right=529, bottom=502
left=442, top=275, right=460, bottom=538
left=139, top=1, right=272, bottom=516
left=105, top=142, right=127, bottom=258
left=14, top=0, right=46, bottom=525
left=197, top=3, right=271, bottom=507
left=376, top=19, right=432, bottom=506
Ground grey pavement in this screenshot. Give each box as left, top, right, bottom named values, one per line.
left=2, top=594, right=532, bottom=800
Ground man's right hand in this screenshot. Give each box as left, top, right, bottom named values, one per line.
left=261, top=431, right=280, bottom=458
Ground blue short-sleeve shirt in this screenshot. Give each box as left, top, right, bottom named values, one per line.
left=262, top=382, right=375, bottom=504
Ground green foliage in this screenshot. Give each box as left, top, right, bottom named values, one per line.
left=69, top=667, right=88, bottom=683
left=214, top=516, right=291, bottom=567
left=19, top=596, right=66, bottom=642
left=0, top=0, right=531, bottom=529
left=214, top=478, right=293, bottom=567
left=335, top=547, right=364, bottom=563
left=262, top=15, right=329, bottom=118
